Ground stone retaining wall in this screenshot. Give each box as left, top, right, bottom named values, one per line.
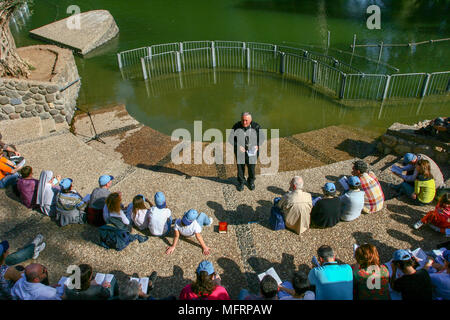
left=0, top=45, right=80, bottom=124
left=378, top=122, right=449, bottom=164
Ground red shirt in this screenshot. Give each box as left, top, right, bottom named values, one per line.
left=179, top=284, right=230, bottom=300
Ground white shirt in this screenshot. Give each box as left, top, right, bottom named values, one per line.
left=174, top=219, right=202, bottom=237
left=148, top=206, right=172, bottom=236
left=11, top=274, right=62, bottom=300
left=103, top=205, right=129, bottom=225
left=127, top=204, right=149, bottom=230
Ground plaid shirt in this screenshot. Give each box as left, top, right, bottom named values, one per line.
left=359, top=172, right=384, bottom=213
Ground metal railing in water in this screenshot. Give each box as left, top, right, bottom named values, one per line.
left=118, top=41, right=450, bottom=101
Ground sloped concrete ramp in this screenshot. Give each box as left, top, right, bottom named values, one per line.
left=29, top=10, right=119, bottom=55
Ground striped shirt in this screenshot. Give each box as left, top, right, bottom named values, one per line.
left=359, top=171, right=384, bottom=213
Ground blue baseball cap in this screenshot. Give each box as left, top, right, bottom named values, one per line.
left=60, top=178, right=73, bottom=190
left=0, top=240, right=9, bottom=256
left=154, top=192, right=166, bottom=208
left=196, top=260, right=214, bottom=275
left=181, top=209, right=199, bottom=226
left=443, top=249, right=450, bottom=263
left=99, top=175, right=114, bottom=186
left=323, top=182, right=336, bottom=193
left=403, top=153, right=417, bottom=165
left=393, top=249, right=412, bottom=261
left=348, top=176, right=361, bottom=187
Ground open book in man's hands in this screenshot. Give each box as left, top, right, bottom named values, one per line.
left=130, top=277, right=149, bottom=294
left=257, top=267, right=282, bottom=285
left=94, top=273, right=115, bottom=285
left=339, top=176, right=349, bottom=191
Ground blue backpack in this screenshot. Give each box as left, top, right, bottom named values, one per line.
left=269, top=205, right=285, bottom=231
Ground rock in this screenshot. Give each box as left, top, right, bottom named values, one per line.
left=53, top=114, right=65, bottom=123
left=377, top=142, right=384, bottom=153
left=2, top=105, right=15, bottom=114
left=5, top=90, right=20, bottom=99
left=413, top=145, right=433, bottom=156
left=44, top=104, right=50, bottom=112
left=36, top=105, right=43, bottom=113
left=10, top=98, right=22, bottom=105
left=22, top=93, right=33, bottom=101
left=17, top=91, right=27, bottom=96
left=15, top=105, right=25, bottom=113
left=394, top=143, right=412, bottom=155
left=46, top=85, right=59, bottom=94
left=435, top=152, right=448, bottom=164
left=40, top=112, right=51, bottom=120
left=45, top=94, right=55, bottom=103
left=0, top=96, right=9, bottom=105
left=60, top=110, right=66, bottom=115
left=25, top=105, right=35, bottom=112
left=9, top=114, right=20, bottom=120
left=381, top=134, right=398, bottom=148
left=49, top=109, right=59, bottom=115
left=383, top=146, right=392, bottom=155
left=31, top=110, right=38, bottom=116
left=29, top=87, right=39, bottom=94
left=25, top=100, right=34, bottom=105
left=5, top=83, right=15, bottom=90
left=33, top=94, right=43, bottom=101
left=20, top=111, right=33, bottom=118
left=55, top=105, right=64, bottom=110
left=15, top=82, right=29, bottom=91
left=38, top=90, right=47, bottom=95
left=0, top=114, right=9, bottom=120
left=38, top=85, right=45, bottom=90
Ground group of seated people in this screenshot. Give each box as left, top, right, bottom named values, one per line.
left=1, top=239, right=449, bottom=300
left=273, top=155, right=448, bottom=235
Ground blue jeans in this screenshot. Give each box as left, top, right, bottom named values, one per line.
left=0, top=173, right=19, bottom=188
left=398, top=182, right=414, bottom=197
left=5, top=243, right=35, bottom=266
left=238, top=289, right=250, bottom=300
left=278, top=281, right=293, bottom=299
left=196, top=212, right=212, bottom=227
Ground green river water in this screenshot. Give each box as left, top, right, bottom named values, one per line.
left=12, top=0, right=450, bottom=138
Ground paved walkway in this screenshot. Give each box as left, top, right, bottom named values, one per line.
left=0, top=114, right=448, bottom=299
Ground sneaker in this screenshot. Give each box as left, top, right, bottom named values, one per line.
left=31, top=234, right=44, bottom=247
left=207, top=217, right=213, bottom=226
left=33, top=242, right=46, bottom=259
left=248, top=182, right=255, bottom=191
left=237, top=183, right=244, bottom=191
left=413, top=220, right=424, bottom=230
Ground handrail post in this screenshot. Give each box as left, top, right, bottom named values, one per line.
left=246, top=48, right=250, bottom=69
left=176, top=51, right=182, bottom=72
left=312, top=60, right=318, bottom=84
left=117, top=53, right=123, bottom=69
left=179, top=42, right=183, bottom=54
left=211, top=41, right=216, bottom=68
left=279, top=52, right=285, bottom=74
left=273, top=45, right=277, bottom=58
left=141, top=57, right=148, bottom=80
left=382, top=75, right=391, bottom=100
left=339, top=73, right=346, bottom=99
left=421, top=73, right=431, bottom=97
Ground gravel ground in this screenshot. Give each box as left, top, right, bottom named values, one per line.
left=0, top=111, right=448, bottom=299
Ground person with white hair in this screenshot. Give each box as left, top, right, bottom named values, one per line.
left=229, top=112, right=264, bottom=191
left=276, top=176, right=312, bottom=234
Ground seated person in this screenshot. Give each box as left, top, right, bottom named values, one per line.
left=103, top=192, right=129, bottom=227
left=0, top=133, right=20, bottom=158
left=352, top=244, right=390, bottom=300
left=414, top=193, right=449, bottom=232
left=278, top=271, right=315, bottom=300
left=276, top=176, right=312, bottom=234
left=11, top=263, right=62, bottom=300
left=352, top=160, right=384, bottom=213
left=86, top=175, right=114, bottom=227
left=36, top=170, right=61, bottom=217
left=425, top=249, right=450, bottom=300
left=310, top=182, right=341, bottom=228
left=165, top=209, right=212, bottom=255
left=55, top=178, right=87, bottom=227
left=179, top=260, right=229, bottom=300
left=0, top=147, right=24, bottom=189
left=63, top=264, right=115, bottom=300
left=308, top=245, right=353, bottom=300
left=390, top=249, right=432, bottom=300
left=148, top=192, right=172, bottom=237
left=16, top=166, right=39, bottom=209
left=238, top=274, right=279, bottom=300
left=415, top=117, right=450, bottom=142
left=126, top=194, right=152, bottom=231
left=339, top=176, right=364, bottom=222
left=117, top=271, right=158, bottom=300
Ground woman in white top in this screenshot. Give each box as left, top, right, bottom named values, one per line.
left=148, top=192, right=172, bottom=236
left=36, top=170, right=61, bottom=217
left=126, top=194, right=151, bottom=230
left=103, top=192, right=129, bottom=226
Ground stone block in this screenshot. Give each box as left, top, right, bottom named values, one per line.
left=53, top=114, right=65, bottom=123
left=25, top=100, right=34, bottom=105
left=0, top=114, right=9, bottom=120
left=18, top=91, right=27, bottom=96
left=20, top=111, right=33, bottom=118
left=9, top=114, right=20, bottom=120
left=33, top=94, right=43, bottom=101
left=25, top=105, right=35, bottom=112
left=5, top=90, right=20, bottom=99
left=0, top=96, right=9, bottom=105
left=45, top=94, right=55, bottom=103
left=15, top=82, right=28, bottom=91
left=10, top=98, right=22, bottom=105
left=29, top=87, right=39, bottom=94
left=22, top=93, right=33, bottom=101
left=15, top=105, right=24, bottom=113
left=435, top=152, right=448, bottom=164
left=46, top=85, right=59, bottom=94
left=381, top=134, right=398, bottom=148
left=49, top=109, right=59, bottom=115
left=55, top=105, right=64, bottom=110
left=40, top=112, right=51, bottom=120
left=383, top=146, right=392, bottom=155
left=5, top=83, right=15, bottom=90
left=394, top=144, right=412, bottom=155
left=38, top=85, right=45, bottom=90
left=38, top=89, right=47, bottom=95
left=413, top=145, right=433, bottom=156
left=36, top=105, right=43, bottom=113
left=31, top=110, right=38, bottom=117
left=44, top=104, right=50, bottom=112
left=2, top=105, right=15, bottom=114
